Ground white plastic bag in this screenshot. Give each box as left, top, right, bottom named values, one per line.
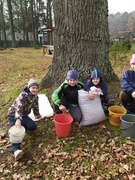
left=29, top=94, right=54, bottom=121
left=78, top=89, right=106, bottom=126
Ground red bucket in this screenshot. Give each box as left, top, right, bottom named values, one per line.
left=54, top=114, right=73, bottom=137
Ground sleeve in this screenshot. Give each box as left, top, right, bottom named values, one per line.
left=33, top=95, right=41, bottom=118
left=14, top=92, right=27, bottom=120
left=77, top=81, right=84, bottom=89
left=120, top=71, right=134, bottom=95
left=84, top=80, right=91, bottom=91
left=52, top=83, right=64, bottom=106
left=101, top=82, right=108, bottom=97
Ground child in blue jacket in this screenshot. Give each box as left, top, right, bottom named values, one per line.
left=84, top=69, right=107, bottom=102
left=119, top=54, right=135, bottom=113
left=84, top=69, right=112, bottom=115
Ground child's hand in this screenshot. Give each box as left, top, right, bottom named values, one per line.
left=132, top=91, right=135, bottom=98
left=88, top=91, right=95, bottom=100
left=96, top=88, right=102, bottom=93
left=59, top=105, right=67, bottom=113
left=15, top=119, right=21, bottom=128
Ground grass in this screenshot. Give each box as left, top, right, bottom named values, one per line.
left=0, top=47, right=52, bottom=125
left=0, top=47, right=135, bottom=179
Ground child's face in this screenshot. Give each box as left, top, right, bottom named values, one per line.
left=68, top=79, right=77, bottom=86
left=92, top=77, right=100, bottom=85
left=29, top=85, right=39, bottom=95
left=131, top=63, right=135, bottom=71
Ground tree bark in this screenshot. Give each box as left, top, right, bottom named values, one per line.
left=40, top=0, right=115, bottom=90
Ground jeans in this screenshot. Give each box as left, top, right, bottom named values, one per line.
left=8, top=116, right=37, bottom=153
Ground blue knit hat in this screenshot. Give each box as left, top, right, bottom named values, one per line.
left=66, top=70, right=78, bottom=80
left=90, top=69, right=102, bottom=79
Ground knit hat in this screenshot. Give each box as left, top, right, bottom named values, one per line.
left=28, top=78, right=39, bottom=88
left=66, top=70, right=78, bottom=80
left=90, top=69, right=102, bottom=79
left=130, top=54, right=135, bottom=65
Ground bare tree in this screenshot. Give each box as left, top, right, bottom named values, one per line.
left=40, top=0, right=114, bottom=90
left=0, top=0, right=7, bottom=48
left=7, top=0, right=16, bottom=47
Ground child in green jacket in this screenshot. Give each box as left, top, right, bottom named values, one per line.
left=52, top=70, right=84, bottom=122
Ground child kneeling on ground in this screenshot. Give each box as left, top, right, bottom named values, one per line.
left=52, top=70, right=84, bottom=122
left=119, top=54, right=135, bottom=113
left=8, top=78, right=41, bottom=161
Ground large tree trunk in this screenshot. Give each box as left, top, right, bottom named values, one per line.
left=40, top=0, right=114, bottom=90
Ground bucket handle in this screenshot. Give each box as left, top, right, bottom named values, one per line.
left=120, top=123, right=135, bottom=130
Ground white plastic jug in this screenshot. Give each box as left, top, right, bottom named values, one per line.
left=8, top=125, right=26, bottom=143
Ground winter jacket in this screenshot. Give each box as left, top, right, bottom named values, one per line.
left=120, top=70, right=135, bottom=95
left=84, top=71, right=108, bottom=97
left=52, top=81, right=84, bottom=106
left=8, top=87, right=40, bottom=120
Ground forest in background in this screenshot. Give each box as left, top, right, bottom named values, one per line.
left=0, top=0, right=135, bottom=48
left=0, top=0, right=53, bottom=48
left=109, top=11, right=135, bottom=40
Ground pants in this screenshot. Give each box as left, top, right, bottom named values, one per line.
left=8, top=116, right=37, bottom=153
left=53, top=103, right=82, bottom=122
left=119, top=91, right=135, bottom=107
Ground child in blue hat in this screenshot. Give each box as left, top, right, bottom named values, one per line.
left=52, top=70, right=84, bottom=122
left=84, top=69, right=113, bottom=115
left=84, top=69, right=107, bottom=100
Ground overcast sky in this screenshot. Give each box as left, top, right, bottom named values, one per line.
left=108, top=0, right=135, bottom=14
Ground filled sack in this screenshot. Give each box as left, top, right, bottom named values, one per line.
left=78, top=89, right=106, bottom=126
left=29, top=94, right=54, bottom=121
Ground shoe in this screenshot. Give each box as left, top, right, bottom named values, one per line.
left=14, top=149, right=24, bottom=161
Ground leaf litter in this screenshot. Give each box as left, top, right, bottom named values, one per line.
left=0, top=48, right=135, bottom=179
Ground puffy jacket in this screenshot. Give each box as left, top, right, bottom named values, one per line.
left=8, top=87, right=40, bottom=120
left=52, top=81, right=84, bottom=106
left=84, top=69, right=108, bottom=97
left=120, top=70, right=135, bottom=95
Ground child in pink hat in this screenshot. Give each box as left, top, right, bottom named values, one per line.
left=119, top=54, right=135, bottom=113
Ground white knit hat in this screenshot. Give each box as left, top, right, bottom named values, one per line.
left=28, top=78, right=39, bottom=88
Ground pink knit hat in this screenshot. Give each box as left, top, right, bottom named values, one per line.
left=130, top=54, right=135, bottom=65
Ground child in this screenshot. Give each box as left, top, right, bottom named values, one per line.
left=84, top=69, right=111, bottom=115
left=52, top=70, right=84, bottom=122
left=84, top=69, right=107, bottom=101
left=119, top=54, right=135, bottom=113
left=8, top=78, right=41, bottom=161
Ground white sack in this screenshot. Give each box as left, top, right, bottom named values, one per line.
left=29, top=94, right=54, bottom=121
left=78, top=89, right=106, bottom=126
